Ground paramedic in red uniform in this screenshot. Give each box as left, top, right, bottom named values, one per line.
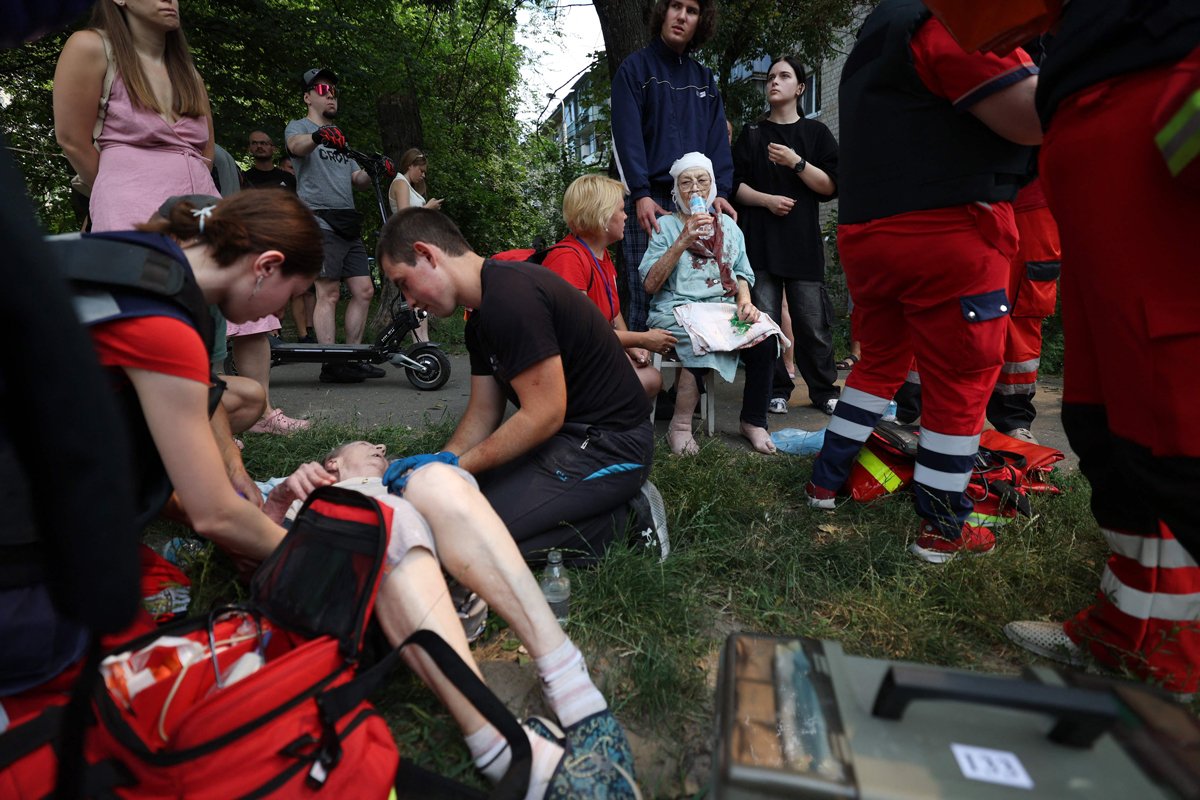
left=1001, top=0, right=1200, bottom=695
left=804, top=0, right=1041, bottom=563
left=984, top=175, right=1058, bottom=444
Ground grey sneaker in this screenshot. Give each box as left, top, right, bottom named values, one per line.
left=1004, top=428, right=1039, bottom=445
left=1004, top=620, right=1084, bottom=667
left=448, top=580, right=488, bottom=643
left=629, top=481, right=670, bottom=562
left=768, top=398, right=788, bottom=414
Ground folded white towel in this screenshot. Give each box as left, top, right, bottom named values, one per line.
left=672, top=302, right=790, bottom=356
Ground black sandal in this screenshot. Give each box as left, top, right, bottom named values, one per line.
left=835, top=354, right=860, bottom=370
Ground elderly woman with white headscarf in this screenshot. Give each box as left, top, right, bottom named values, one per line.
left=640, top=152, right=780, bottom=456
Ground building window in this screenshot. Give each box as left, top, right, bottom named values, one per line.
left=802, top=67, right=821, bottom=117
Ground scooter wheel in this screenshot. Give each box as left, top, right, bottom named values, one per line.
left=406, top=347, right=451, bottom=390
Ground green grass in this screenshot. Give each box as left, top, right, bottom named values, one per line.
left=170, top=422, right=1107, bottom=796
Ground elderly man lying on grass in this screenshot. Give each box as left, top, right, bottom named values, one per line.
left=260, top=442, right=640, bottom=799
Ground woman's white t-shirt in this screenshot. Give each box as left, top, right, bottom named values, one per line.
left=389, top=173, right=426, bottom=214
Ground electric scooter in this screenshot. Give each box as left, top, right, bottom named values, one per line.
left=268, top=146, right=451, bottom=391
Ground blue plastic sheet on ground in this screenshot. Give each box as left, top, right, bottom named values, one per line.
left=771, top=428, right=825, bottom=455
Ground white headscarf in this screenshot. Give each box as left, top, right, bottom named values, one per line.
left=669, top=152, right=717, bottom=212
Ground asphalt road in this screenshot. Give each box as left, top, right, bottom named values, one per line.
left=269, top=351, right=1077, bottom=468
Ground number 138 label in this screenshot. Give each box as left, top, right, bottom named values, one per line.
left=951, top=743, right=1034, bottom=790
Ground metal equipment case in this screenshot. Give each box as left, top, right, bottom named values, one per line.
left=714, top=634, right=1200, bottom=799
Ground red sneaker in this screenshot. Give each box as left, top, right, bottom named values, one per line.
left=805, top=481, right=838, bottom=510
left=909, top=521, right=995, bottom=564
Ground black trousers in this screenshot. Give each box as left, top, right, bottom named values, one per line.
left=751, top=275, right=839, bottom=406
left=476, top=419, right=654, bottom=567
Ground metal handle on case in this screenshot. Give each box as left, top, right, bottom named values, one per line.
left=871, top=664, right=1120, bottom=747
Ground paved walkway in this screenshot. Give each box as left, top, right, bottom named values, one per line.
left=270, top=352, right=1077, bottom=468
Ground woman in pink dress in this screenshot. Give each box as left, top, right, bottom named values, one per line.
left=53, top=0, right=218, bottom=231
left=54, top=1, right=310, bottom=434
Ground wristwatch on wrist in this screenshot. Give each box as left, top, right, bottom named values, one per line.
left=793, top=157, right=807, bottom=174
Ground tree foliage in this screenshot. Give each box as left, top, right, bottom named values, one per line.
left=0, top=0, right=573, bottom=254
left=591, top=0, right=874, bottom=129
left=1, top=0, right=871, bottom=246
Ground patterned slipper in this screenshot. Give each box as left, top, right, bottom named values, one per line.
left=524, top=715, right=565, bottom=746
left=547, top=710, right=638, bottom=796
left=534, top=711, right=641, bottom=799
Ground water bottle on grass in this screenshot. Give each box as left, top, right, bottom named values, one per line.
left=540, top=550, right=570, bottom=624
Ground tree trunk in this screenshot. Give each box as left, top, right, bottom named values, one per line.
left=592, top=0, right=655, bottom=79
left=371, top=91, right=425, bottom=333
left=377, top=90, right=425, bottom=162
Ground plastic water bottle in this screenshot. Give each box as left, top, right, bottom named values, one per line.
left=540, top=550, right=571, bottom=624
left=162, top=536, right=207, bottom=572
left=688, top=194, right=713, bottom=237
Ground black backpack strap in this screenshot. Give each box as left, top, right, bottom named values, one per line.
left=48, top=234, right=215, bottom=361
left=316, top=629, right=530, bottom=800
left=395, top=761, right=487, bottom=799
left=53, top=637, right=102, bottom=800
left=0, top=704, right=64, bottom=767
left=974, top=446, right=1028, bottom=473
left=47, top=234, right=186, bottom=296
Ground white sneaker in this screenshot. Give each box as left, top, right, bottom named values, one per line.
left=768, top=398, right=788, bottom=414
left=1004, top=428, right=1039, bottom=445
left=1004, top=620, right=1084, bottom=667
left=822, top=398, right=838, bottom=415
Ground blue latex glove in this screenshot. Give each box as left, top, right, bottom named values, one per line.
left=383, top=452, right=459, bottom=493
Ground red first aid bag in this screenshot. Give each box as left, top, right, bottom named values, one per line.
left=847, top=422, right=918, bottom=501
left=79, top=486, right=530, bottom=799
left=968, top=431, right=1065, bottom=527
left=84, top=487, right=398, bottom=797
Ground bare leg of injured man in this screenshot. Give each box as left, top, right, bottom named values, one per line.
left=262, top=443, right=639, bottom=798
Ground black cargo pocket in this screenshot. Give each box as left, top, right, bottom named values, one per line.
left=960, top=289, right=1011, bottom=323
left=1025, top=260, right=1061, bottom=282
left=1012, top=260, right=1060, bottom=317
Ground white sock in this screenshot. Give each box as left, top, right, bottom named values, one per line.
left=535, top=637, right=607, bottom=728
left=467, top=726, right=509, bottom=783
left=467, top=725, right=563, bottom=800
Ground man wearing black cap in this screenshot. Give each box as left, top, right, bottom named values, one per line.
left=285, top=68, right=382, bottom=383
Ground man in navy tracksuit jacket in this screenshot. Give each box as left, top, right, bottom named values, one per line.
left=611, top=0, right=735, bottom=332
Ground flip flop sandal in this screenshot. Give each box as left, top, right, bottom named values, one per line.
left=835, top=354, right=860, bottom=370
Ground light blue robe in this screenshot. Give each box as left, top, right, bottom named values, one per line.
left=639, top=214, right=755, bottom=382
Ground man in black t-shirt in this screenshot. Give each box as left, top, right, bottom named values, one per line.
left=377, top=208, right=657, bottom=565
left=243, top=130, right=297, bottom=191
